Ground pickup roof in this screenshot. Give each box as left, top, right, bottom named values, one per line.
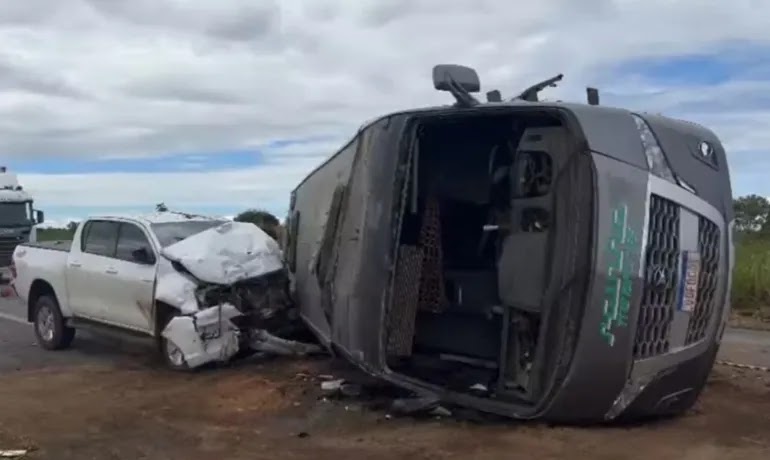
left=11, top=212, right=315, bottom=369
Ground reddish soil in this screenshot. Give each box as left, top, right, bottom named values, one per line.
left=0, top=359, right=768, bottom=460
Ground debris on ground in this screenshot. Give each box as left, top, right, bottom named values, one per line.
left=0, top=450, right=27, bottom=458
left=320, top=379, right=345, bottom=394
left=340, top=382, right=362, bottom=398
left=0, top=357, right=768, bottom=459
left=319, top=378, right=364, bottom=399
left=390, top=396, right=441, bottom=415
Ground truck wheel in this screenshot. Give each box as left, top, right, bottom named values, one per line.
left=33, top=295, right=75, bottom=350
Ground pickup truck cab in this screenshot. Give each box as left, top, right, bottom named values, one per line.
left=11, top=212, right=297, bottom=369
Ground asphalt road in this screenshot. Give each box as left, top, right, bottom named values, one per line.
left=1, top=297, right=769, bottom=372
left=0, top=297, right=158, bottom=372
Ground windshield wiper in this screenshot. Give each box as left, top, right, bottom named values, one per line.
left=514, top=74, right=564, bottom=102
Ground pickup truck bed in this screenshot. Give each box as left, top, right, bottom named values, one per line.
left=22, top=241, right=73, bottom=252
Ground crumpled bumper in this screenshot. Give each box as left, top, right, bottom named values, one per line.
left=161, top=302, right=321, bottom=369
left=161, top=303, right=243, bottom=368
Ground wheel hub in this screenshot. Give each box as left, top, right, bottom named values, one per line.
left=36, top=305, right=55, bottom=342
left=165, top=340, right=185, bottom=367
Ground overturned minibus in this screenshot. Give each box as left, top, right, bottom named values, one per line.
left=284, top=65, right=734, bottom=423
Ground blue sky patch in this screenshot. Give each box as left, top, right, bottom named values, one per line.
left=7, top=136, right=332, bottom=174
left=612, top=43, right=770, bottom=86
left=7, top=150, right=264, bottom=174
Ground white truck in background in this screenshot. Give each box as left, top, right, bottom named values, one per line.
left=0, top=166, right=44, bottom=283
left=11, top=212, right=318, bottom=369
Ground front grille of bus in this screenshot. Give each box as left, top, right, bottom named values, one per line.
left=634, top=195, right=679, bottom=360
left=685, top=217, right=720, bottom=345
left=633, top=195, right=722, bottom=361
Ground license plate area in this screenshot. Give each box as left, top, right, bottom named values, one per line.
left=678, top=251, right=701, bottom=312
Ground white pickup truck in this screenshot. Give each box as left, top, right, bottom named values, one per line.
left=11, top=212, right=315, bottom=369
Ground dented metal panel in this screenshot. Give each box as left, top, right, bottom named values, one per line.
left=289, top=134, right=359, bottom=345
left=153, top=222, right=318, bottom=369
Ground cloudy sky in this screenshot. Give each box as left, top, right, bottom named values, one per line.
left=2, top=0, right=769, bottom=228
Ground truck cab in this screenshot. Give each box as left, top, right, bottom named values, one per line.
left=0, top=166, right=44, bottom=282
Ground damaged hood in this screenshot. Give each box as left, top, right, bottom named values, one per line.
left=161, top=221, right=284, bottom=285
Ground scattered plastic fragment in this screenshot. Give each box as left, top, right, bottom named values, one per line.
left=0, top=450, right=27, bottom=458
left=321, top=379, right=345, bottom=393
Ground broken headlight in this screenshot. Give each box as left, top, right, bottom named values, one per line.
left=632, top=114, right=676, bottom=184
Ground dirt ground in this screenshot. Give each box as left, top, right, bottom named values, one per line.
left=730, top=307, right=770, bottom=332
left=0, top=356, right=768, bottom=460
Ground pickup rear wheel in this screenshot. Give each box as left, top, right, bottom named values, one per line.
left=33, top=295, right=75, bottom=350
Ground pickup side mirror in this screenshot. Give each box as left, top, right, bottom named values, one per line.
left=131, top=247, right=156, bottom=265
left=35, top=210, right=44, bottom=224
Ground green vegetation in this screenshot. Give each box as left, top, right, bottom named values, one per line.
left=733, top=236, right=770, bottom=310
left=234, top=208, right=282, bottom=241
left=37, top=227, right=76, bottom=242
left=35, top=208, right=285, bottom=244
left=732, top=195, right=770, bottom=319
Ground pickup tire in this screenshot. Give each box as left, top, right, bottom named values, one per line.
left=33, top=295, right=75, bottom=350
left=160, top=336, right=190, bottom=371
left=157, top=311, right=190, bottom=371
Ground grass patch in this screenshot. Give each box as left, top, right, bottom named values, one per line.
left=732, top=235, right=770, bottom=320
left=36, top=228, right=74, bottom=242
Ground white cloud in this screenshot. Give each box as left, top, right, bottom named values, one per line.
left=22, top=151, right=324, bottom=209
left=2, top=0, right=770, bottom=217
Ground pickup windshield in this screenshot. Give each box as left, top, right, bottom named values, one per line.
left=151, top=220, right=226, bottom=247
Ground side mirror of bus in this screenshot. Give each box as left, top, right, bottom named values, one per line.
left=432, top=64, right=480, bottom=93
left=35, top=210, right=44, bottom=224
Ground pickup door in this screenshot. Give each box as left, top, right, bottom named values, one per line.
left=66, top=219, right=158, bottom=332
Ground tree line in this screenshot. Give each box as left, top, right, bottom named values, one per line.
left=734, top=194, right=770, bottom=237
left=43, top=205, right=283, bottom=243
left=43, top=194, right=769, bottom=243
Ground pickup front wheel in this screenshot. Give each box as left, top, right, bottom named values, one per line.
left=33, top=295, right=75, bottom=350
left=157, top=311, right=190, bottom=371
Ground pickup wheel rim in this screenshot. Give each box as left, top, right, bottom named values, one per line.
left=36, top=305, right=55, bottom=342
left=165, top=340, right=185, bottom=367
